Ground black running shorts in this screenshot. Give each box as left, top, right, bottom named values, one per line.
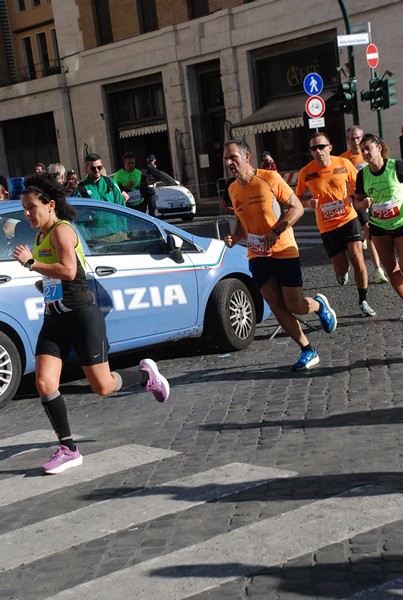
left=321, top=217, right=363, bottom=258
left=249, top=256, right=303, bottom=289
left=36, top=303, right=108, bottom=366
left=369, top=222, right=403, bottom=237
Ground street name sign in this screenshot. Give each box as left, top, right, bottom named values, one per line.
left=337, top=33, right=369, bottom=47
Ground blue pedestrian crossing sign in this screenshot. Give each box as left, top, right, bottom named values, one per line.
left=303, top=73, right=324, bottom=96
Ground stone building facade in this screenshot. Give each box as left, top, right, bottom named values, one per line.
left=0, top=0, right=401, bottom=206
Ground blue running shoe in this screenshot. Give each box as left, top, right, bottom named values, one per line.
left=291, top=347, right=319, bottom=371
left=314, top=293, right=337, bottom=334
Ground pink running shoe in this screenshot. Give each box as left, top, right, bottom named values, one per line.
left=139, top=359, right=170, bottom=403
left=41, top=445, right=83, bottom=474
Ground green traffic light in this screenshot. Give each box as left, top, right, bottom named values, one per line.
left=381, top=78, right=397, bottom=109
left=337, top=80, right=356, bottom=112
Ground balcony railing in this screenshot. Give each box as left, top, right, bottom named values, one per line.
left=0, top=59, right=62, bottom=87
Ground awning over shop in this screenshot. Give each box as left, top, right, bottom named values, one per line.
left=119, top=122, right=168, bottom=138
left=231, top=92, right=332, bottom=136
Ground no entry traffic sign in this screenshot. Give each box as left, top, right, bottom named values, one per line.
left=305, top=95, right=326, bottom=119
left=366, top=43, right=379, bottom=69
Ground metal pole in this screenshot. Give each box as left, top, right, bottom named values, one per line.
left=377, top=109, right=384, bottom=139
left=337, top=0, right=360, bottom=125
left=373, top=70, right=384, bottom=139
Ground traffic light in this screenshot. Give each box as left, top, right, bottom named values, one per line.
left=361, top=74, right=397, bottom=111
left=381, top=77, right=397, bottom=109
left=360, top=88, right=372, bottom=103
left=360, top=77, right=379, bottom=108
left=337, top=80, right=356, bottom=113
left=370, top=77, right=383, bottom=110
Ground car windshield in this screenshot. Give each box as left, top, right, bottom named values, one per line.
left=156, top=171, right=178, bottom=186
left=0, top=210, right=37, bottom=259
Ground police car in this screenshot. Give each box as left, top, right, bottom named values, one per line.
left=0, top=199, right=270, bottom=408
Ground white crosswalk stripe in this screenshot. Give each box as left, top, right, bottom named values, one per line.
left=294, top=225, right=322, bottom=248
left=0, top=462, right=295, bottom=572
left=0, top=442, right=179, bottom=508
left=0, top=430, right=57, bottom=452
left=45, top=485, right=403, bottom=600
left=1, top=431, right=402, bottom=599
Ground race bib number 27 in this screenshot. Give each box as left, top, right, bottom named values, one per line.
left=43, top=277, right=63, bottom=303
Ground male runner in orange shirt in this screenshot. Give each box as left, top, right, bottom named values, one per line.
left=296, top=132, right=376, bottom=316
left=341, top=125, right=388, bottom=284
left=223, top=138, right=337, bottom=371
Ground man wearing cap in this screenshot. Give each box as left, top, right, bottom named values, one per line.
left=140, top=153, right=160, bottom=216
left=65, top=169, right=78, bottom=194
left=261, top=151, right=277, bottom=171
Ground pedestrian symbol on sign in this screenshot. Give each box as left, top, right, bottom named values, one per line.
left=309, top=76, right=319, bottom=94
left=303, top=73, right=324, bottom=97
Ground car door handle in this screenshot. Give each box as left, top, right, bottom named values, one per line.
left=0, top=275, right=11, bottom=284
left=95, top=266, right=117, bottom=277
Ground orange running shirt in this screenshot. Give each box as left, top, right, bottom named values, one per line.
left=340, top=149, right=366, bottom=195
left=296, top=156, right=358, bottom=233
left=228, top=169, right=299, bottom=259
left=340, top=149, right=366, bottom=170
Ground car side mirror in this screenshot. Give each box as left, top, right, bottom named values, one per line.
left=167, top=234, right=184, bottom=263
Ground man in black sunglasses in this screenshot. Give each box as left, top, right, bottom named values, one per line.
left=74, top=153, right=125, bottom=207
left=296, top=132, right=376, bottom=317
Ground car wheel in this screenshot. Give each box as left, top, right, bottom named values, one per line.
left=207, top=278, right=256, bottom=351
left=0, top=332, right=22, bottom=409
left=181, top=214, right=194, bottom=221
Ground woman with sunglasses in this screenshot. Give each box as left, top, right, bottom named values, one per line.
left=13, top=174, right=169, bottom=475
left=354, top=134, right=403, bottom=319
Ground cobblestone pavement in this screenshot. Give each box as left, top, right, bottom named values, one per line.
left=0, top=212, right=402, bottom=600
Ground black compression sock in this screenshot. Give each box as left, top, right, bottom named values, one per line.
left=41, top=392, right=75, bottom=450
left=112, top=368, right=146, bottom=391
left=358, top=288, right=367, bottom=304
left=302, top=344, right=315, bottom=352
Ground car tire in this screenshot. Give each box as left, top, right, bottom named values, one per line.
left=0, top=332, right=22, bottom=409
left=207, top=278, right=256, bottom=351
left=181, top=214, right=194, bottom=221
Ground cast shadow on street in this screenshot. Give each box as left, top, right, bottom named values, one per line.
left=80, top=474, right=403, bottom=506
left=13, top=352, right=400, bottom=401
left=200, top=404, right=403, bottom=433
left=147, top=556, right=403, bottom=598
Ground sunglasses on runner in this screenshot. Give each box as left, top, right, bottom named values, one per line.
left=90, top=165, right=103, bottom=172
left=310, top=144, right=330, bottom=152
